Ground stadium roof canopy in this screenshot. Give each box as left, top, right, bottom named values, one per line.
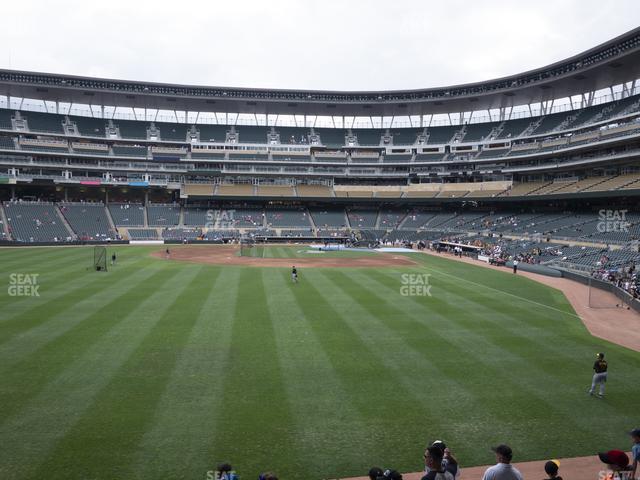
left=1, top=27, right=640, bottom=117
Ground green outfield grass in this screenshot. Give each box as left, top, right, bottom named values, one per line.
left=0, top=245, right=638, bottom=480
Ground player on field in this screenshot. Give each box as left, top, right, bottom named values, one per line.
left=589, top=352, right=608, bottom=398
left=292, top=266, right=298, bottom=283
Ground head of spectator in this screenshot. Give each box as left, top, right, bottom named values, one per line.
left=630, top=428, right=640, bottom=443
left=598, top=450, right=629, bottom=472
left=543, top=459, right=561, bottom=479
left=258, top=472, right=278, bottom=480
left=424, top=445, right=444, bottom=471
left=217, top=463, right=236, bottom=480
left=368, top=467, right=384, bottom=480
left=492, top=444, right=513, bottom=464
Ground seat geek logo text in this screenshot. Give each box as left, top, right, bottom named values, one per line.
left=8, top=273, right=40, bottom=297
left=400, top=273, right=432, bottom=297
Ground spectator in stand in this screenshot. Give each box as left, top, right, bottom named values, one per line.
left=217, top=463, right=238, bottom=480
left=543, top=460, right=562, bottom=480
left=481, top=444, right=523, bottom=480
left=630, top=428, right=640, bottom=480
left=430, top=440, right=460, bottom=478
left=258, top=472, right=278, bottom=480
left=422, top=445, right=454, bottom=480
left=598, top=450, right=631, bottom=480
left=368, top=467, right=384, bottom=480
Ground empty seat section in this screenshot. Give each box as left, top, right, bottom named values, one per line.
left=116, top=119, right=149, bottom=139
left=391, top=129, right=421, bottom=145
left=59, top=204, right=115, bottom=240
left=162, top=228, right=202, bottom=240
left=0, top=136, right=15, bottom=149
left=196, top=124, right=229, bottom=143
left=232, top=208, right=264, bottom=227
left=147, top=205, right=180, bottom=226
left=265, top=208, right=312, bottom=228
left=496, top=117, right=533, bottom=139
left=347, top=209, right=378, bottom=228
left=128, top=229, right=158, bottom=240
left=462, top=122, right=500, bottom=142
left=24, top=111, right=65, bottom=133
left=70, top=115, right=107, bottom=137
left=276, top=127, right=309, bottom=144
left=309, top=208, right=347, bottom=229
left=182, top=207, right=210, bottom=226
left=315, top=128, right=346, bottom=147
left=108, top=203, right=145, bottom=226
left=4, top=203, right=71, bottom=242
left=238, top=126, right=267, bottom=144
left=0, top=109, right=14, bottom=129
left=378, top=209, right=407, bottom=229
left=426, top=125, right=458, bottom=144
left=113, top=145, right=148, bottom=157
left=352, top=129, right=382, bottom=145
left=400, top=211, right=436, bottom=229
left=156, top=121, right=187, bottom=141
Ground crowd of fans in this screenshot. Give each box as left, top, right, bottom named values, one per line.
left=213, top=430, right=639, bottom=480
left=592, top=263, right=639, bottom=299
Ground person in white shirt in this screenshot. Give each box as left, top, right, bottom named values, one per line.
left=482, top=444, right=523, bottom=480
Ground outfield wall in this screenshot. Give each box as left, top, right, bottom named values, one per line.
left=559, top=269, right=640, bottom=314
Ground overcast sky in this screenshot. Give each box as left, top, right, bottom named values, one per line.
left=1, top=0, right=638, bottom=92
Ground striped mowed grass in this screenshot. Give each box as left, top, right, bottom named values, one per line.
left=0, top=245, right=638, bottom=480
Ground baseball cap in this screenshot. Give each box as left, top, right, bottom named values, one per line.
left=629, top=428, right=640, bottom=437
left=544, top=460, right=559, bottom=476
left=492, top=444, right=513, bottom=459
left=598, top=450, right=629, bottom=468
left=432, top=440, right=447, bottom=451
left=383, top=470, right=402, bottom=480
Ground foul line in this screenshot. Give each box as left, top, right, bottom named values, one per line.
left=421, top=263, right=582, bottom=319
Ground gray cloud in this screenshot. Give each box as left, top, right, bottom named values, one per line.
left=1, top=0, right=638, bottom=91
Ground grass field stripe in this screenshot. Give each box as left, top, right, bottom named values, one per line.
left=0, top=266, right=180, bottom=424
left=0, top=245, right=150, bottom=317
left=208, top=268, right=300, bottom=480
left=349, top=269, right=636, bottom=435
left=131, top=267, right=240, bottom=478
left=361, top=268, right=598, bottom=377
left=313, top=269, right=469, bottom=422
left=263, top=269, right=377, bottom=478
left=0, top=260, right=165, bottom=365
left=0, top=265, right=202, bottom=480
left=0, top=254, right=157, bottom=348
left=420, top=262, right=581, bottom=319
left=0, top=249, right=113, bottom=312
left=28, top=266, right=213, bottom=479
left=286, top=269, right=436, bottom=477
left=0, top=252, right=151, bottom=334
left=366, top=268, right=595, bottom=357
left=324, top=269, right=602, bottom=453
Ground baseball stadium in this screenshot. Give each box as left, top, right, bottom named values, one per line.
left=1, top=14, right=640, bottom=480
